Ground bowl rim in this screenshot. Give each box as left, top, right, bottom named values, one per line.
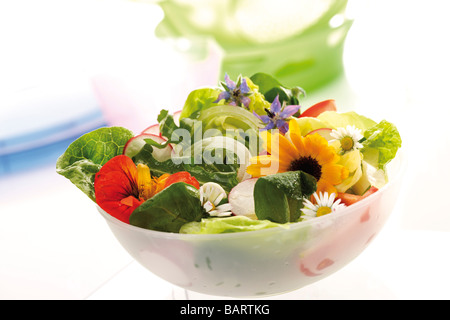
left=98, top=148, right=406, bottom=240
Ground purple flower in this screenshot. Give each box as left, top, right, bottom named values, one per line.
left=214, top=73, right=252, bottom=108
left=253, top=95, right=300, bottom=135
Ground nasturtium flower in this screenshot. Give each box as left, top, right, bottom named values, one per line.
left=199, top=182, right=232, bottom=217
left=301, top=192, right=346, bottom=220
left=253, top=95, right=300, bottom=134
left=94, top=155, right=199, bottom=223
left=246, top=119, right=349, bottom=194
left=214, top=73, right=252, bottom=108
left=330, top=125, right=364, bottom=154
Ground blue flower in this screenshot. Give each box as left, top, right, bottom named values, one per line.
left=253, top=95, right=300, bottom=134
left=215, top=73, right=252, bottom=108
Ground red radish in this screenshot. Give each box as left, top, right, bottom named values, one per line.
left=229, top=178, right=258, bottom=218
left=141, top=124, right=161, bottom=136
left=300, top=99, right=337, bottom=118
left=337, top=186, right=379, bottom=206
left=123, top=133, right=173, bottom=162
left=306, top=128, right=334, bottom=141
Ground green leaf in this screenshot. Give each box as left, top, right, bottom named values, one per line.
left=317, top=111, right=377, bottom=132
left=56, top=127, right=134, bottom=201
left=157, top=109, right=202, bottom=151
left=196, top=105, right=262, bottom=155
left=180, top=216, right=287, bottom=234
left=129, top=182, right=204, bottom=233
left=179, top=87, right=222, bottom=119
left=253, top=171, right=317, bottom=223
left=250, top=72, right=305, bottom=105
left=133, top=144, right=239, bottom=192
left=361, top=120, right=402, bottom=170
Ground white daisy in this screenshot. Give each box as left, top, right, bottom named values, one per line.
left=301, top=192, right=346, bottom=220
left=330, top=125, right=364, bottom=153
left=199, top=182, right=233, bottom=217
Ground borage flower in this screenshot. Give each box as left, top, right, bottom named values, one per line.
left=246, top=119, right=349, bottom=194
left=301, top=192, right=346, bottom=220
left=199, top=182, right=232, bottom=217
left=253, top=95, right=300, bottom=134
left=214, top=73, right=252, bottom=108
left=95, top=155, right=199, bottom=223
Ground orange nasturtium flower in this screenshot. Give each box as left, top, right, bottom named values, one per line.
left=94, top=155, right=198, bottom=223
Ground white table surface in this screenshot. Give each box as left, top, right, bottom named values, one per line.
left=1, top=0, right=450, bottom=300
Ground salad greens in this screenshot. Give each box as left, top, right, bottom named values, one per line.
left=130, top=182, right=204, bottom=233
left=180, top=215, right=288, bottom=234
left=133, top=144, right=240, bottom=192
left=254, top=171, right=317, bottom=224
left=56, top=127, right=134, bottom=201
left=56, top=72, right=402, bottom=234
left=360, top=120, right=403, bottom=170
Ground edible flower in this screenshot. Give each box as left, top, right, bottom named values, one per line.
left=246, top=119, right=349, bottom=194
left=164, top=171, right=200, bottom=189
left=253, top=95, right=300, bottom=134
left=95, top=155, right=199, bottom=223
left=199, top=182, right=232, bottom=217
left=301, top=192, right=346, bottom=220
left=214, top=73, right=252, bottom=108
left=330, top=125, right=364, bottom=154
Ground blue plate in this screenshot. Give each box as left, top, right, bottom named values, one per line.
left=0, top=80, right=107, bottom=176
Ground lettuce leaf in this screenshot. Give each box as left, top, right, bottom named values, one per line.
left=317, top=111, right=377, bottom=131
left=56, top=127, right=134, bottom=201
left=179, top=87, right=222, bottom=119
left=361, top=120, right=402, bottom=170
left=179, top=216, right=287, bottom=234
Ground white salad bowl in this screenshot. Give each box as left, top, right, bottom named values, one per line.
left=98, top=149, right=405, bottom=298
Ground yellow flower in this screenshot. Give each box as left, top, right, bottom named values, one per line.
left=246, top=119, right=349, bottom=194
left=136, top=163, right=170, bottom=201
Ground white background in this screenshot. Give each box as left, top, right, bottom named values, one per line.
left=1, top=0, right=449, bottom=299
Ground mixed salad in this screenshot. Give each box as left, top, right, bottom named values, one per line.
left=56, top=73, right=402, bottom=234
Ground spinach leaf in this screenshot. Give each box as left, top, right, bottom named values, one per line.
left=133, top=144, right=239, bottom=192
left=253, top=171, right=317, bottom=223
left=250, top=72, right=305, bottom=106
left=130, top=182, right=204, bottom=233
left=56, top=126, right=134, bottom=201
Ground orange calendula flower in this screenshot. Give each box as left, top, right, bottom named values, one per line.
left=94, top=155, right=171, bottom=223
left=246, top=119, right=348, bottom=194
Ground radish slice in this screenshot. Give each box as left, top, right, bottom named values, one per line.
left=173, top=110, right=181, bottom=126
left=123, top=133, right=173, bottom=162
left=229, top=178, right=258, bottom=219
left=141, top=124, right=161, bottom=136
left=306, top=128, right=333, bottom=141
left=141, top=110, right=182, bottom=136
